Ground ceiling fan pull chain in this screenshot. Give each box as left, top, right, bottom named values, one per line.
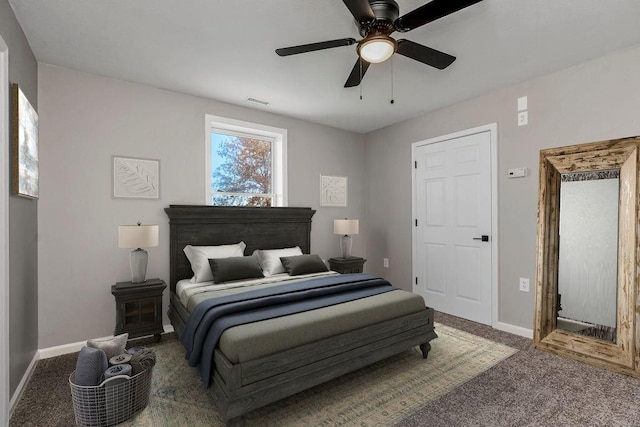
left=359, top=59, right=363, bottom=100
left=390, top=56, right=395, bottom=104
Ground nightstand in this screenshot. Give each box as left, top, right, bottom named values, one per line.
left=328, top=257, right=367, bottom=274
left=111, top=278, right=166, bottom=342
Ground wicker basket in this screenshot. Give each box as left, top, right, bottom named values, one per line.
left=69, top=367, right=153, bottom=427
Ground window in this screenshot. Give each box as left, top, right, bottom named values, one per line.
left=205, top=115, right=287, bottom=207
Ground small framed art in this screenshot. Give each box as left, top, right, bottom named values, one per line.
left=320, top=175, right=347, bottom=207
left=12, top=84, right=39, bottom=199
left=112, top=156, right=160, bottom=199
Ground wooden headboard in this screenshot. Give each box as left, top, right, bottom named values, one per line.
left=164, top=205, right=316, bottom=292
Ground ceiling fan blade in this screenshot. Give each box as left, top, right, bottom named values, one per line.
left=276, top=38, right=357, bottom=56
left=342, top=0, right=375, bottom=23
left=344, top=58, right=371, bottom=88
left=396, top=39, right=456, bottom=69
left=394, top=0, right=483, bottom=32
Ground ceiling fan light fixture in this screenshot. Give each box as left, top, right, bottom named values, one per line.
left=358, top=35, right=397, bottom=63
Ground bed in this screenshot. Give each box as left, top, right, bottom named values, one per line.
left=164, top=205, right=436, bottom=425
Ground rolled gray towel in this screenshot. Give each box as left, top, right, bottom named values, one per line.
left=74, top=346, right=108, bottom=386
left=109, top=353, right=132, bottom=366
left=130, top=348, right=156, bottom=375
left=103, top=363, right=132, bottom=379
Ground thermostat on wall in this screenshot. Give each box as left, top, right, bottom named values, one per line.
left=507, top=167, right=528, bottom=178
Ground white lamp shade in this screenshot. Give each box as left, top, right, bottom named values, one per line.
left=118, top=224, right=159, bottom=248
left=334, top=219, right=359, bottom=236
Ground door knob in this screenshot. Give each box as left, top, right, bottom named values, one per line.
left=473, top=235, right=489, bottom=242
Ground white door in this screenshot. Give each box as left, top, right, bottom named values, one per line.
left=412, top=126, right=495, bottom=325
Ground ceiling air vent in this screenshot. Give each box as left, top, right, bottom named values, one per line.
left=246, top=97, right=269, bottom=106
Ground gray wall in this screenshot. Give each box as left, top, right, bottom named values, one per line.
left=0, top=0, right=39, bottom=398
left=24, top=17, right=640, bottom=348
left=364, top=43, right=640, bottom=330
left=37, top=64, right=366, bottom=348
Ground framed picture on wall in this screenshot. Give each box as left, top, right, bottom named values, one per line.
left=112, top=156, right=160, bottom=199
left=320, top=175, right=347, bottom=207
left=12, top=84, right=39, bottom=199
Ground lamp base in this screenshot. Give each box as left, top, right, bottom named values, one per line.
left=340, top=235, right=353, bottom=259
left=130, top=248, right=148, bottom=283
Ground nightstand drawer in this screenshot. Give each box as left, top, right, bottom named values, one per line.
left=328, top=257, right=366, bottom=274
left=124, top=299, right=157, bottom=327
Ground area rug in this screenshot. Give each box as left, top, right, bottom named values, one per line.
left=118, top=324, right=517, bottom=426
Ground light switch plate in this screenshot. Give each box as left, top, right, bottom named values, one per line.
left=517, top=96, right=528, bottom=111
left=518, top=111, right=528, bottom=126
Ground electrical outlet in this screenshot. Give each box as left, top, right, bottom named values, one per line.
left=519, top=277, right=530, bottom=292
left=383, top=258, right=389, bottom=268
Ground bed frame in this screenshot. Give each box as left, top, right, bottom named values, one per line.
left=164, top=205, right=436, bottom=425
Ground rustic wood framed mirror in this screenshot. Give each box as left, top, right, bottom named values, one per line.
left=534, top=136, right=640, bottom=377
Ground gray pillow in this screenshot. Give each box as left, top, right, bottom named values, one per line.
left=87, top=333, right=128, bottom=360
left=74, top=346, right=109, bottom=386
left=280, top=254, right=329, bottom=276
left=208, top=256, right=264, bottom=284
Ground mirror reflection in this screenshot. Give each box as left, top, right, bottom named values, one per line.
left=556, top=170, right=619, bottom=343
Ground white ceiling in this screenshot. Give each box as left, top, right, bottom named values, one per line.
left=9, top=0, right=640, bottom=134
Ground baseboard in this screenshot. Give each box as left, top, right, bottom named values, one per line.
left=39, top=324, right=176, bottom=359
left=38, top=339, right=86, bottom=359
left=494, top=321, right=533, bottom=339
left=9, top=351, right=38, bottom=418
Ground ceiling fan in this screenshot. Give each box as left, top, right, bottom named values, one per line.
left=275, top=0, right=483, bottom=88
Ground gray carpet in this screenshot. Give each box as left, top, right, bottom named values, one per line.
left=10, top=313, right=640, bottom=426
left=398, top=313, right=640, bottom=427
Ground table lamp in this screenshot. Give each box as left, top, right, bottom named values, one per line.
left=118, top=222, right=159, bottom=283
left=333, top=218, right=359, bottom=258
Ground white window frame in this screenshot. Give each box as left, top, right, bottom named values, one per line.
left=205, top=115, right=287, bottom=207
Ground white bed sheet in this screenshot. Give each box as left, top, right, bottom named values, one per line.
left=176, top=270, right=339, bottom=309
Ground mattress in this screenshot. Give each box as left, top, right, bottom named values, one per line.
left=175, top=273, right=427, bottom=364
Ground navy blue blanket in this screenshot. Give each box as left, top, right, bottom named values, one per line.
left=180, top=273, right=395, bottom=386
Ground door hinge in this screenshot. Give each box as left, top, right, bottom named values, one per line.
left=414, top=160, right=417, bottom=169
left=415, top=277, right=418, bottom=285
left=415, top=219, right=418, bottom=226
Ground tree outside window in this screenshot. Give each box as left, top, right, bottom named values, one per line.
left=205, top=115, right=286, bottom=207
left=210, top=132, right=273, bottom=207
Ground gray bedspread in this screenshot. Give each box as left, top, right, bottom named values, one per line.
left=181, top=273, right=395, bottom=386
left=219, top=289, right=427, bottom=363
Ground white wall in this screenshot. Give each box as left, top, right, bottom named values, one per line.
left=364, top=43, right=640, bottom=330
left=37, top=65, right=365, bottom=348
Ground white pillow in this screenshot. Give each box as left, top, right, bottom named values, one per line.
left=184, top=242, right=246, bottom=283
left=255, top=246, right=303, bottom=276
